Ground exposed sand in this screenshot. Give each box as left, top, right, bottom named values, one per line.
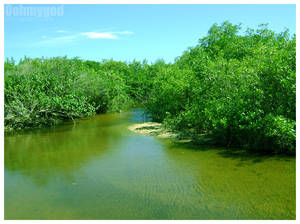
left=128, top=122, right=178, bottom=139
left=128, top=122, right=213, bottom=144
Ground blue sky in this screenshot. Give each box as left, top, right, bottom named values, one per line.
left=4, top=4, right=296, bottom=63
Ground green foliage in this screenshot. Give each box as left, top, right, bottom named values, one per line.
left=99, top=70, right=133, bottom=112
left=262, top=115, right=296, bottom=153
left=4, top=56, right=152, bottom=131
left=5, top=57, right=96, bottom=130
left=146, top=22, right=295, bottom=154
left=146, top=65, right=194, bottom=122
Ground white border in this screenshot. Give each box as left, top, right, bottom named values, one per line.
left=1, top=1, right=298, bottom=224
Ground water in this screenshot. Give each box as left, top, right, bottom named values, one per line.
left=4, top=110, right=295, bottom=219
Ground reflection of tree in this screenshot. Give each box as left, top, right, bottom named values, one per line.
left=5, top=113, right=128, bottom=186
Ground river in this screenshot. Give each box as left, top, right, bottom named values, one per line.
left=4, top=110, right=295, bottom=219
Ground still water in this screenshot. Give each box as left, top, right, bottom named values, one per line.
left=5, top=110, right=295, bottom=219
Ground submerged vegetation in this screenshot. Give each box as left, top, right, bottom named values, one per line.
left=4, top=22, right=296, bottom=154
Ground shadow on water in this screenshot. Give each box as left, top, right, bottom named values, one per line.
left=159, top=138, right=295, bottom=220
left=164, top=140, right=293, bottom=165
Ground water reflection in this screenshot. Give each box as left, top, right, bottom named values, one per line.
left=5, top=113, right=129, bottom=185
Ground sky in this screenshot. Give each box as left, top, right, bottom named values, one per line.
left=4, top=4, right=296, bottom=63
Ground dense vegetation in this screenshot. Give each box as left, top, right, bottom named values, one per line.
left=4, top=22, right=296, bottom=154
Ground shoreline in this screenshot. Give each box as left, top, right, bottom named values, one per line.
left=128, top=122, right=196, bottom=143
left=128, top=122, right=178, bottom=139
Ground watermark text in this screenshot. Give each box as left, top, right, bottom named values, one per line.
left=5, top=5, right=64, bottom=17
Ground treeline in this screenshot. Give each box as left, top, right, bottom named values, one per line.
left=4, top=57, right=158, bottom=129
left=4, top=22, right=296, bottom=154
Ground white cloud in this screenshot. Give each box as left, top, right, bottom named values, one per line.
left=34, top=30, right=133, bottom=46
left=34, top=34, right=79, bottom=46
left=81, top=31, right=134, bottom=39
left=81, top=32, right=117, bottom=39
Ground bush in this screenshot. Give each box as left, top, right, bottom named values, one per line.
left=4, top=57, right=96, bottom=130
left=147, top=22, right=295, bottom=154
left=262, top=115, right=296, bottom=154
left=145, top=65, right=195, bottom=122
left=4, top=57, right=151, bottom=130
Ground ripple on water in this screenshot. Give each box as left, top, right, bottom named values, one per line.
left=4, top=112, right=296, bottom=220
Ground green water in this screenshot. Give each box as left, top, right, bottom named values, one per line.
left=4, top=110, right=295, bottom=220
